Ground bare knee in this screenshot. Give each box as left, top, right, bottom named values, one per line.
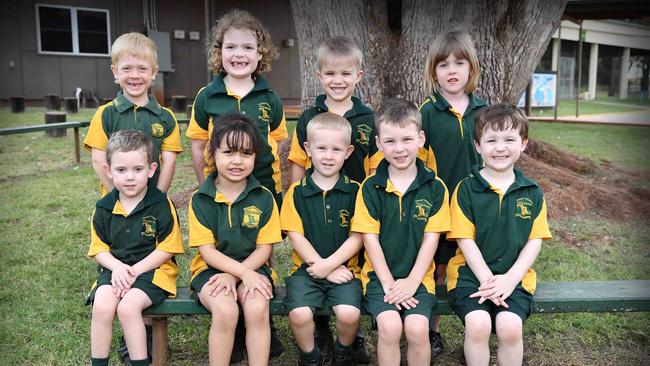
left=289, top=307, right=313, bottom=327
left=496, top=315, right=522, bottom=344
left=377, top=314, right=403, bottom=343
left=116, top=299, right=143, bottom=321
left=334, top=306, right=360, bottom=328
left=404, top=317, right=429, bottom=345
left=465, top=312, right=492, bottom=342
left=242, top=297, right=269, bottom=324
left=210, top=301, right=239, bottom=327
left=92, top=301, right=117, bottom=323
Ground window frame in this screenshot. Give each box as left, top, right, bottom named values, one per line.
left=35, top=3, right=111, bottom=57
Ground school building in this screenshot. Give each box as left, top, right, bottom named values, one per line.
left=0, top=0, right=648, bottom=106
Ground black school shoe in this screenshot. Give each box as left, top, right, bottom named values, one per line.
left=333, top=349, right=355, bottom=366
left=314, top=324, right=334, bottom=362
left=117, top=325, right=153, bottom=364
left=348, top=331, right=371, bottom=364
left=298, top=354, right=324, bottom=366
left=430, top=330, right=444, bottom=359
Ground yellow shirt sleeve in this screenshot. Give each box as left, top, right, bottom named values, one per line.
left=529, top=198, right=552, bottom=240
left=368, top=151, right=384, bottom=171
left=350, top=187, right=380, bottom=234
left=257, top=198, right=282, bottom=245
left=155, top=197, right=185, bottom=254
left=424, top=177, right=451, bottom=233
left=186, top=89, right=209, bottom=140
left=447, top=182, right=475, bottom=239
left=160, top=108, right=184, bottom=152
left=270, top=112, right=289, bottom=141
left=280, top=182, right=305, bottom=234
left=84, top=105, right=110, bottom=151
left=188, top=196, right=216, bottom=248
left=88, top=209, right=110, bottom=257
left=287, top=132, right=309, bottom=167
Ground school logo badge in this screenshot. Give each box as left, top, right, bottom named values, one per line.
left=258, top=102, right=271, bottom=122
left=516, top=198, right=533, bottom=220
left=242, top=206, right=262, bottom=228
left=151, top=123, right=164, bottom=137
left=413, top=199, right=432, bottom=221
left=356, top=124, right=371, bottom=146
left=339, top=210, right=350, bottom=227
left=141, top=216, right=157, bottom=238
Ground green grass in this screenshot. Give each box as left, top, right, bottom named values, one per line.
left=0, top=107, right=649, bottom=365
left=530, top=99, right=646, bottom=117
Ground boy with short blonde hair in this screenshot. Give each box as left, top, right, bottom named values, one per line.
left=84, top=32, right=182, bottom=197
left=447, top=104, right=551, bottom=366
left=282, top=112, right=363, bottom=366
left=352, top=99, right=450, bottom=365
left=87, top=129, right=184, bottom=366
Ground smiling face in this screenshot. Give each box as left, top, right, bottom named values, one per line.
left=376, top=121, right=425, bottom=173
left=221, top=27, right=262, bottom=80
left=106, top=148, right=156, bottom=200
left=304, top=127, right=353, bottom=180
left=111, top=54, right=157, bottom=106
left=213, top=131, right=256, bottom=186
left=475, top=125, right=528, bottom=174
left=435, top=53, right=471, bottom=97
left=317, top=55, right=363, bottom=103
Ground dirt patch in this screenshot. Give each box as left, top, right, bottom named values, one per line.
left=171, top=134, right=650, bottom=223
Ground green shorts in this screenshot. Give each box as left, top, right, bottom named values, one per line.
left=434, top=236, right=457, bottom=265
left=284, top=271, right=362, bottom=312
left=449, top=287, right=534, bottom=331
left=363, top=286, right=437, bottom=328
left=190, top=265, right=274, bottom=303
left=85, top=269, right=168, bottom=307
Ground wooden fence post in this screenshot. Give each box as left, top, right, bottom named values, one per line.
left=44, top=94, right=61, bottom=110
left=45, top=112, right=66, bottom=137
left=64, top=97, right=78, bottom=113
left=10, top=96, right=25, bottom=113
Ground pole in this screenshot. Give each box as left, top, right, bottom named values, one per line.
left=554, top=21, right=562, bottom=120
left=576, top=21, right=583, bottom=117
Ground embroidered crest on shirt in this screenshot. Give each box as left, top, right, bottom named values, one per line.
left=258, top=102, right=271, bottom=122
left=242, top=206, right=262, bottom=228
left=151, top=123, right=164, bottom=137
left=141, top=216, right=157, bottom=238
left=516, top=198, right=533, bottom=220
left=339, top=210, right=350, bottom=227
left=356, top=124, right=371, bottom=146
left=414, top=199, right=432, bottom=221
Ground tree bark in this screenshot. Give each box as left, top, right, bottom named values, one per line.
left=290, top=0, right=567, bottom=107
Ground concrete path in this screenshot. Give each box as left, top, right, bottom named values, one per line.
left=533, top=109, right=650, bottom=126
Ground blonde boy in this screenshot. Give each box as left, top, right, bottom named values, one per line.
left=282, top=113, right=363, bottom=366
left=446, top=104, right=551, bottom=366
left=84, top=32, right=182, bottom=196
left=351, top=99, right=450, bottom=366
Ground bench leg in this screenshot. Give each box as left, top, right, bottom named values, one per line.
left=151, top=317, right=168, bottom=366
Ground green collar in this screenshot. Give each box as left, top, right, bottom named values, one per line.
left=300, top=168, right=354, bottom=197
left=205, top=72, right=271, bottom=97
left=314, top=94, right=373, bottom=118
left=373, top=159, right=436, bottom=194
left=97, top=181, right=166, bottom=215
left=112, top=92, right=163, bottom=115
left=428, top=92, right=487, bottom=113
left=198, top=172, right=263, bottom=204
left=469, top=165, right=538, bottom=195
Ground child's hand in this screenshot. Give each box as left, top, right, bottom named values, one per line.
left=381, top=280, right=396, bottom=297
left=471, top=275, right=517, bottom=307
left=384, top=278, right=419, bottom=306
left=111, top=263, right=136, bottom=291
left=395, top=296, right=420, bottom=310
left=306, top=258, right=335, bottom=279
left=240, top=270, right=273, bottom=301
left=206, top=273, right=237, bottom=299
left=325, top=266, right=354, bottom=284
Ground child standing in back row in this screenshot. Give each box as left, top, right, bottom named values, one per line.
left=419, top=30, right=487, bottom=357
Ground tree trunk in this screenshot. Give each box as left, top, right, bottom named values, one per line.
left=290, top=0, right=567, bottom=107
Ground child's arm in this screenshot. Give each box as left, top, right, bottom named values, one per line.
left=90, top=148, right=113, bottom=192
left=385, top=232, right=439, bottom=308
left=132, top=250, right=174, bottom=277
left=190, top=139, right=207, bottom=185
left=289, top=162, right=307, bottom=184
left=363, top=233, right=395, bottom=295
left=156, top=151, right=177, bottom=192
left=456, top=238, right=503, bottom=306
left=475, top=238, right=543, bottom=305
left=94, top=251, right=135, bottom=293
left=307, top=232, right=363, bottom=279
left=287, top=231, right=322, bottom=269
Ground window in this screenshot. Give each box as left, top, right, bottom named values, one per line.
left=36, top=4, right=110, bottom=56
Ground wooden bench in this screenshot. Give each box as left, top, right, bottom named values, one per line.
left=143, top=280, right=650, bottom=366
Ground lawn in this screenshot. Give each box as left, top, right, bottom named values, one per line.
left=0, top=106, right=648, bottom=365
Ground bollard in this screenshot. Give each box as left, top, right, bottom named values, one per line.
left=44, top=94, right=61, bottom=110
left=171, top=95, right=187, bottom=113
left=10, top=96, right=25, bottom=113
left=64, top=97, right=78, bottom=113
left=45, top=111, right=67, bottom=137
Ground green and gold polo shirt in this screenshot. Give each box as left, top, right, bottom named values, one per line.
left=419, top=92, right=486, bottom=195
left=188, top=172, right=282, bottom=281
left=351, top=159, right=451, bottom=295
left=88, top=184, right=184, bottom=296
left=446, top=166, right=552, bottom=294
left=84, top=92, right=183, bottom=196
left=186, top=72, right=288, bottom=196
left=280, top=168, right=361, bottom=275
left=288, top=94, right=382, bottom=183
